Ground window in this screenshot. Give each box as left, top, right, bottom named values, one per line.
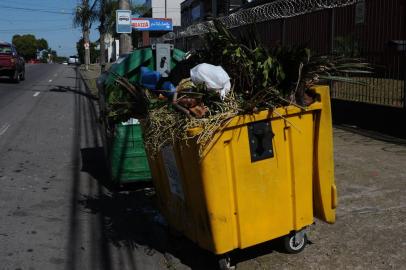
left=355, top=0, right=366, bottom=24
left=0, top=45, right=12, bottom=54
left=191, top=4, right=201, bottom=21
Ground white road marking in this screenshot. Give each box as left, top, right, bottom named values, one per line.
left=48, top=79, right=53, bottom=82
left=0, top=123, right=10, bottom=136
left=33, top=92, right=40, bottom=97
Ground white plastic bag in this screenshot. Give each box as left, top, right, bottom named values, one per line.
left=190, top=63, right=231, bottom=100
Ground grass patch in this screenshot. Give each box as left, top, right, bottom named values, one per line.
left=79, top=65, right=101, bottom=97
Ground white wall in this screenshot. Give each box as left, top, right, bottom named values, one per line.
left=105, top=34, right=120, bottom=62
left=151, top=0, right=182, bottom=26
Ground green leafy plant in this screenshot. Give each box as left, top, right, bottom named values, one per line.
left=104, top=20, right=372, bottom=156
left=192, top=20, right=371, bottom=108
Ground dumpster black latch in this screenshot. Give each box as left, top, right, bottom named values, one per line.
left=248, top=121, right=274, bottom=162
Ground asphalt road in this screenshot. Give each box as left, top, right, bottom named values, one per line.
left=0, top=64, right=173, bottom=270
left=1, top=64, right=126, bottom=270
left=0, top=64, right=93, bottom=269
left=0, top=64, right=405, bottom=270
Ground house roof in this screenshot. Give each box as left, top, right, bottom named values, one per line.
left=0, top=41, right=11, bottom=46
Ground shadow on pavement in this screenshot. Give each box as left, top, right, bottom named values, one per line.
left=79, top=191, right=219, bottom=269
left=49, top=85, right=98, bottom=100
left=80, top=147, right=109, bottom=184
left=78, top=190, right=289, bottom=268
left=332, top=99, right=406, bottom=139
left=80, top=146, right=154, bottom=192
left=66, top=66, right=113, bottom=270
left=0, top=77, right=17, bottom=84
left=79, top=131, right=216, bottom=269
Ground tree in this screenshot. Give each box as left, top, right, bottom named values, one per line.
left=40, top=48, right=58, bottom=63
left=96, top=0, right=120, bottom=69
left=98, top=0, right=108, bottom=72
left=334, top=35, right=360, bottom=58
left=76, top=38, right=100, bottom=64
left=93, top=0, right=150, bottom=69
left=104, top=0, right=119, bottom=36
left=36, top=38, right=49, bottom=51
left=12, top=34, right=49, bottom=60
left=73, top=0, right=97, bottom=70
left=41, top=51, right=50, bottom=63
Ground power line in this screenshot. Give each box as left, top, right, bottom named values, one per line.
left=0, top=27, right=75, bottom=33
left=0, top=4, right=73, bottom=15
left=9, top=0, right=73, bottom=10
left=0, top=18, right=67, bottom=23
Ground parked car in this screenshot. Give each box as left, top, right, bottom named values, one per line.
left=0, top=41, right=25, bottom=82
left=28, top=59, right=40, bottom=64
left=68, top=55, right=79, bottom=65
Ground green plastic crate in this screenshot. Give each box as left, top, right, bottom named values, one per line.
left=110, top=120, right=151, bottom=184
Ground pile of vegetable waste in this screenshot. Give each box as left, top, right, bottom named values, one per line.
left=108, top=20, right=371, bottom=157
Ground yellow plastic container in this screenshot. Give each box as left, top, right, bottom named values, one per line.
left=148, top=86, right=337, bottom=255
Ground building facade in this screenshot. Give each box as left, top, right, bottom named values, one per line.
left=180, top=0, right=249, bottom=27
left=145, top=0, right=183, bottom=26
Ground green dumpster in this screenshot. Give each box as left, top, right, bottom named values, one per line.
left=99, top=46, right=186, bottom=187
left=105, top=46, right=186, bottom=86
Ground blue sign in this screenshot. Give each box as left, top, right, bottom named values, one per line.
left=132, top=18, right=173, bottom=31
left=116, top=10, right=132, bottom=33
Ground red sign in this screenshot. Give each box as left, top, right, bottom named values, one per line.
left=132, top=19, right=150, bottom=29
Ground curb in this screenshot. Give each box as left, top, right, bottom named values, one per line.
left=77, top=67, right=99, bottom=100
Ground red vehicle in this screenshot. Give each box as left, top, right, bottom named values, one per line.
left=28, top=59, right=40, bottom=64
left=0, top=41, right=25, bottom=82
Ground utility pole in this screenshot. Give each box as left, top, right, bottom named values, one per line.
left=165, top=0, right=167, bottom=18
left=119, top=0, right=132, bottom=55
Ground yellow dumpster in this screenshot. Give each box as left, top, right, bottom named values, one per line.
left=148, top=86, right=337, bottom=267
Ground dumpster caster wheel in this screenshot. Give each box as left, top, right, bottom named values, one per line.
left=218, top=255, right=235, bottom=270
left=283, top=231, right=307, bottom=254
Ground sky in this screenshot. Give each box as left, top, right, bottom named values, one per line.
left=0, top=0, right=145, bottom=57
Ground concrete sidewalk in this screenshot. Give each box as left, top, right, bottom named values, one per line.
left=76, top=126, right=406, bottom=270
left=82, top=100, right=406, bottom=269
left=237, top=129, right=406, bottom=269
left=79, top=64, right=102, bottom=97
